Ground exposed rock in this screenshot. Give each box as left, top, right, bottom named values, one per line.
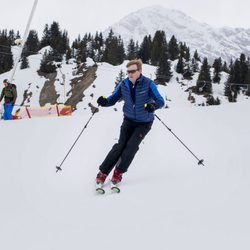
left=38, top=71, right=59, bottom=107
left=65, top=65, right=97, bottom=111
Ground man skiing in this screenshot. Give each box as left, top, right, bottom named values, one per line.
left=96, top=59, right=165, bottom=191
left=0, top=79, right=17, bottom=120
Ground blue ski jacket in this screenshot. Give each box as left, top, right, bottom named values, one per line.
left=105, top=74, right=165, bottom=122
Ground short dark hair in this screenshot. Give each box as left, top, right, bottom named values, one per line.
left=126, top=59, right=143, bottom=71
left=3, top=79, right=9, bottom=83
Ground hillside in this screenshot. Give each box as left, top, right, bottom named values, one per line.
left=2, top=50, right=248, bottom=119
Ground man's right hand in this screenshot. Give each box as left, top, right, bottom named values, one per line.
left=97, top=96, right=108, bottom=107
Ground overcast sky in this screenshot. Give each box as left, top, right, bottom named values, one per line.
left=0, top=0, right=249, bottom=40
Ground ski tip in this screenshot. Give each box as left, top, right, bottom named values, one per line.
left=96, top=188, right=105, bottom=195
left=111, top=187, right=120, bottom=193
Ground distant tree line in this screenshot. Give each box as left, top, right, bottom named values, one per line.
left=0, top=29, right=16, bottom=74
left=1, top=21, right=250, bottom=103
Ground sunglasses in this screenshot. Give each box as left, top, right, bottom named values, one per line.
left=127, top=69, right=138, bottom=74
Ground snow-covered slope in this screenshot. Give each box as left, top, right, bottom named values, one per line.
left=0, top=91, right=250, bottom=250
left=104, top=5, right=250, bottom=62
left=1, top=50, right=250, bottom=249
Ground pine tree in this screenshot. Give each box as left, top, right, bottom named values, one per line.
left=0, top=29, right=13, bottom=74
left=51, top=48, right=63, bottom=62
left=135, top=41, right=139, bottom=58
left=20, top=54, right=29, bottom=69
left=191, top=58, right=199, bottom=73
left=40, top=22, right=69, bottom=62
left=50, top=22, right=61, bottom=49
left=184, top=47, right=190, bottom=62
left=245, top=69, right=250, bottom=95
left=86, top=35, right=95, bottom=59
left=176, top=56, right=184, bottom=74
left=40, top=24, right=50, bottom=48
left=196, top=58, right=212, bottom=94
left=127, top=39, right=137, bottom=60
left=116, top=36, right=125, bottom=65
left=212, top=57, right=222, bottom=83
left=222, top=61, right=229, bottom=73
left=232, top=59, right=241, bottom=84
left=71, top=35, right=81, bottom=58
left=61, top=30, right=70, bottom=54
left=92, top=32, right=104, bottom=62
left=66, top=48, right=72, bottom=62
left=151, top=30, right=167, bottom=66
left=226, top=59, right=237, bottom=99
left=225, top=61, right=235, bottom=102
left=93, top=32, right=104, bottom=50
left=138, top=35, right=152, bottom=64
left=76, top=39, right=87, bottom=63
left=193, top=50, right=200, bottom=61
left=155, top=49, right=172, bottom=85
left=39, top=50, right=57, bottom=73
left=179, top=42, right=190, bottom=61
left=183, top=63, right=193, bottom=79
left=168, top=35, right=179, bottom=61
left=115, top=69, right=125, bottom=86
left=25, top=30, right=40, bottom=56
left=224, top=83, right=233, bottom=102
left=102, top=30, right=125, bottom=65
left=8, top=30, right=16, bottom=44
left=239, top=53, right=248, bottom=84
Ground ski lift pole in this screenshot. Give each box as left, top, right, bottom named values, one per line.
left=56, top=107, right=99, bottom=173
left=154, top=114, right=205, bottom=166
left=9, top=0, right=39, bottom=83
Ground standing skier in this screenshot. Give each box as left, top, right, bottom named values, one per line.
left=96, top=59, right=165, bottom=187
left=0, top=79, right=17, bottom=120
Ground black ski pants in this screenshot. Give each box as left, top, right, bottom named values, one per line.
left=99, top=117, right=153, bottom=175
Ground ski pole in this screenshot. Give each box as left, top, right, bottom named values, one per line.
left=56, top=107, right=99, bottom=173
left=154, top=114, right=205, bottom=166
left=14, top=104, right=30, bottom=107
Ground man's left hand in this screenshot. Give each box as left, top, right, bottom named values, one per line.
left=144, top=103, right=156, bottom=113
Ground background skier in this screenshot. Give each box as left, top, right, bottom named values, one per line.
left=0, top=79, right=17, bottom=120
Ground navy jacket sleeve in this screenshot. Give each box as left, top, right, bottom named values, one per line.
left=149, top=82, right=165, bottom=109
left=106, top=82, right=122, bottom=106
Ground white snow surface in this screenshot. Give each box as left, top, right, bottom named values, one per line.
left=1, top=59, right=250, bottom=249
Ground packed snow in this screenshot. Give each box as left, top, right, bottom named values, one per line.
left=0, top=59, right=250, bottom=249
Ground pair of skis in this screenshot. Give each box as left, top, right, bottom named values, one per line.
left=96, top=181, right=120, bottom=194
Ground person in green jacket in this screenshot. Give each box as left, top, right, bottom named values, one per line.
left=0, top=79, right=17, bottom=120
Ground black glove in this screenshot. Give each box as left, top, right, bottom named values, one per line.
left=97, top=96, right=108, bottom=107
left=144, top=103, right=156, bottom=113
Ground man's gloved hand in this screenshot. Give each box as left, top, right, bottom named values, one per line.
left=144, top=103, right=156, bottom=113
left=97, top=96, right=108, bottom=107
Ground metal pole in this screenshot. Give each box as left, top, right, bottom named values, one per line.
left=9, top=0, right=39, bottom=82
left=56, top=108, right=99, bottom=173
left=155, top=114, right=205, bottom=166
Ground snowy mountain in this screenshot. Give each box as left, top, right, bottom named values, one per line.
left=104, top=5, right=250, bottom=62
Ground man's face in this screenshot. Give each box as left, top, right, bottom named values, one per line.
left=3, top=82, right=8, bottom=87
left=127, top=64, right=141, bottom=83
